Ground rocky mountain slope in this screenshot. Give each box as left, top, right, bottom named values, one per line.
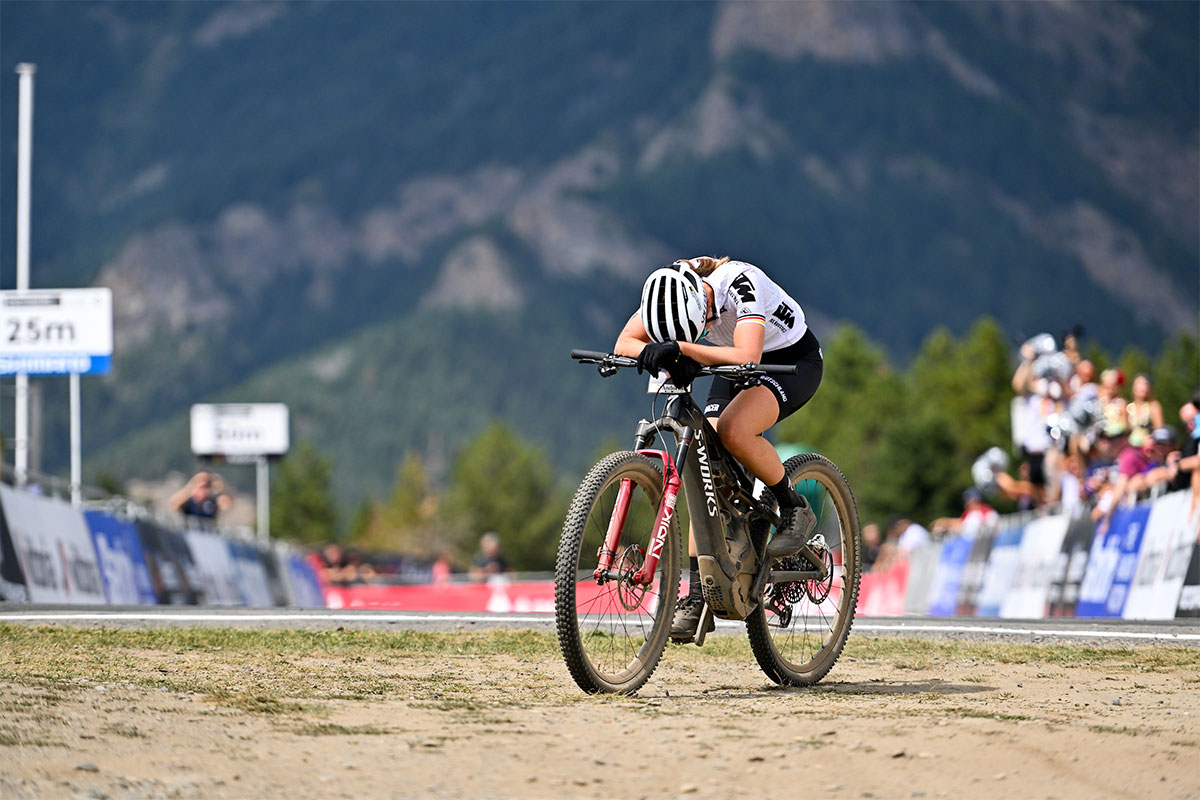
left=1, top=1, right=1195, bottom=503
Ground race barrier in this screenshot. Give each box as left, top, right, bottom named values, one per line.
left=1, top=481, right=1195, bottom=619
left=0, top=485, right=323, bottom=607
left=323, top=490, right=1200, bottom=620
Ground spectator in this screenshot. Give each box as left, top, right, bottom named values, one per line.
left=995, top=460, right=1046, bottom=510
left=319, top=543, right=353, bottom=585
left=1097, top=368, right=1127, bottom=433
left=1165, top=395, right=1199, bottom=493
left=931, top=489, right=998, bottom=538
left=861, top=523, right=882, bottom=571
left=1054, top=451, right=1088, bottom=516
left=168, top=471, right=232, bottom=522
left=1011, top=334, right=1069, bottom=497
left=1126, top=373, right=1165, bottom=442
left=887, top=516, right=931, bottom=553
left=430, top=549, right=453, bottom=584
left=469, top=532, right=510, bottom=580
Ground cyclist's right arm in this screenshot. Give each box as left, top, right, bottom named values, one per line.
left=614, top=312, right=651, bottom=358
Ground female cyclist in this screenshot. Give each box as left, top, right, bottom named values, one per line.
left=614, top=256, right=823, bottom=640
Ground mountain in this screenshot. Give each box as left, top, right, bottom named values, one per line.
left=1, top=1, right=1196, bottom=505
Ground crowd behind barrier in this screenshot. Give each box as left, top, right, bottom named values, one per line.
left=1, top=476, right=1196, bottom=619
left=0, top=479, right=324, bottom=608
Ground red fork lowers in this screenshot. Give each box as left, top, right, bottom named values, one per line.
left=633, top=450, right=681, bottom=586
left=592, top=449, right=681, bottom=586
left=594, top=478, right=635, bottom=582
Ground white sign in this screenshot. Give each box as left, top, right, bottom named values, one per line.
left=0, top=288, right=113, bottom=375
left=191, top=403, right=290, bottom=458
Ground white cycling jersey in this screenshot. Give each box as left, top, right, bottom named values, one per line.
left=702, top=261, right=807, bottom=353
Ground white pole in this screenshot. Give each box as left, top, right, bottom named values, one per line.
left=69, top=373, right=81, bottom=506
left=256, top=456, right=270, bottom=543
left=14, top=63, right=36, bottom=488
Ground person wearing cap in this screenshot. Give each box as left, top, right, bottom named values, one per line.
left=930, top=488, right=998, bottom=538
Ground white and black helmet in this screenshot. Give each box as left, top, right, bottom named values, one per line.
left=640, top=261, right=707, bottom=343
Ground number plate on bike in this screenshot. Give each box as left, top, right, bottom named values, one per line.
left=647, top=371, right=690, bottom=394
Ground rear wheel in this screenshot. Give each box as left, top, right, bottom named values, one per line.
left=747, top=453, right=861, bottom=686
left=555, top=451, right=680, bottom=694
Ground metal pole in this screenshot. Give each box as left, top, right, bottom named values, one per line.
left=14, top=63, right=36, bottom=488
left=69, top=373, right=81, bottom=506
left=256, top=456, right=270, bottom=543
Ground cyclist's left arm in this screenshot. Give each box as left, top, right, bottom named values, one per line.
left=679, top=322, right=764, bottom=366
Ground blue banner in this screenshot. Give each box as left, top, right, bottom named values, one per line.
left=84, top=511, right=157, bottom=605
left=0, top=353, right=111, bottom=376
left=1076, top=506, right=1150, bottom=618
left=926, top=534, right=975, bottom=616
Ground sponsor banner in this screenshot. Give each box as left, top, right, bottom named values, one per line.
left=976, top=522, right=1024, bottom=618
left=0, top=486, right=106, bottom=603
left=135, top=520, right=200, bottom=605
left=1076, top=505, right=1151, bottom=618
left=0, top=498, right=29, bottom=601
left=1047, top=513, right=1096, bottom=617
left=1178, top=545, right=1200, bottom=618
left=955, top=527, right=996, bottom=616
left=857, top=560, right=909, bottom=617
left=325, top=578, right=555, bottom=613
left=281, top=550, right=326, bottom=608
left=83, top=511, right=157, bottom=605
left=926, top=535, right=974, bottom=616
left=227, top=539, right=275, bottom=607
left=1124, top=492, right=1198, bottom=620
left=184, top=530, right=244, bottom=605
left=904, top=542, right=943, bottom=615
left=1001, top=515, right=1069, bottom=619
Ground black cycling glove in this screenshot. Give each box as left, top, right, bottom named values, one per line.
left=636, top=341, right=679, bottom=375
left=637, top=341, right=701, bottom=387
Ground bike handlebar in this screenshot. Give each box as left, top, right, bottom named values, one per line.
left=570, top=349, right=800, bottom=377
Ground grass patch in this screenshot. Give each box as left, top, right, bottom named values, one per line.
left=941, top=707, right=1032, bottom=722
left=1090, top=724, right=1157, bottom=736
left=291, top=722, right=393, bottom=737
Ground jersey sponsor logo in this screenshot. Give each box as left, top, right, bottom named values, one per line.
left=704, top=403, right=721, bottom=415
left=772, top=303, right=795, bottom=330
left=730, top=273, right=756, bottom=303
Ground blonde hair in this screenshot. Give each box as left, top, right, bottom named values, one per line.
left=688, top=256, right=731, bottom=277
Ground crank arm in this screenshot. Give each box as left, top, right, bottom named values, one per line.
left=693, top=603, right=715, bottom=648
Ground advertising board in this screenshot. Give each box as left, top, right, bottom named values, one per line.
left=975, top=522, right=1024, bottom=617
left=1076, top=505, right=1150, bottom=618
left=1123, top=492, right=1198, bottom=620
left=1001, top=514, right=1069, bottom=618
left=0, top=485, right=106, bottom=603
left=83, top=511, right=157, bottom=605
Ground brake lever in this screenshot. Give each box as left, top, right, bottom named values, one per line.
left=598, top=361, right=619, bottom=378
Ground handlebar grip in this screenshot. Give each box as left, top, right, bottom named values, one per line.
left=570, top=349, right=611, bottom=361
left=760, top=363, right=800, bottom=376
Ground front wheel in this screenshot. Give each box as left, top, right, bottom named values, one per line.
left=555, top=451, right=680, bottom=694
left=747, top=453, right=861, bottom=686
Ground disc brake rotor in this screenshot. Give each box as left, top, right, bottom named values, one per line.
left=615, top=545, right=648, bottom=611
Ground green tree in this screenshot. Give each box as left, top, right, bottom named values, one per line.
left=776, top=324, right=905, bottom=525
left=353, top=452, right=446, bottom=559
left=444, top=422, right=567, bottom=571
left=1153, top=331, right=1199, bottom=425
left=270, top=442, right=338, bottom=544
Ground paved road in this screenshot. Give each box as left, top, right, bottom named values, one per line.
left=2, top=605, right=1199, bottom=646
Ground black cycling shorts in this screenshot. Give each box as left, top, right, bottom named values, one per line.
left=703, top=329, right=823, bottom=424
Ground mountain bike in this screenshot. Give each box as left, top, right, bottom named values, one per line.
left=555, top=350, right=862, bottom=694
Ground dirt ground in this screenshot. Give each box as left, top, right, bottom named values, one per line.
left=1, top=628, right=1198, bottom=800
